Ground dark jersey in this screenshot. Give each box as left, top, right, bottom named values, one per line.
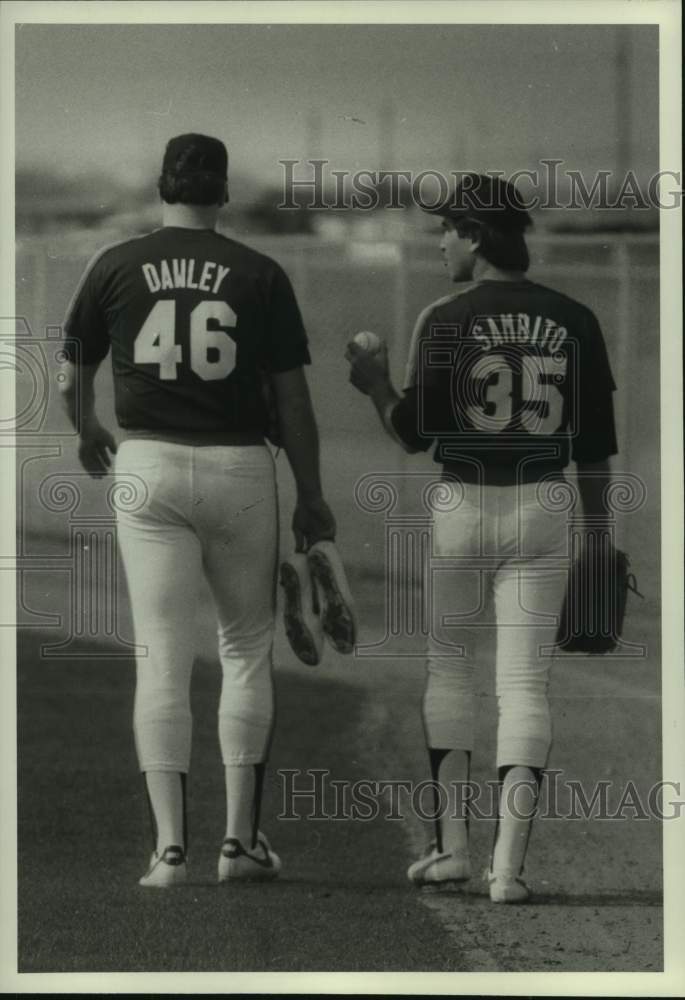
left=63, top=226, right=310, bottom=434
left=392, top=279, right=617, bottom=481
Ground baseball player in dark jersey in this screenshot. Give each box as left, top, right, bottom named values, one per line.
left=346, top=174, right=617, bottom=902
left=59, top=134, right=336, bottom=887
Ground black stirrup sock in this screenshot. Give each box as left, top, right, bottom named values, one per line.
left=251, top=762, right=266, bottom=850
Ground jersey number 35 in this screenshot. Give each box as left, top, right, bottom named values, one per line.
left=465, top=352, right=567, bottom=436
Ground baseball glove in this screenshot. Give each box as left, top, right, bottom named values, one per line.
left=556, top=537, right=643, bottom=654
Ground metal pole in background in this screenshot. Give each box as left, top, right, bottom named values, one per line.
left=614, top=26, right=632, bottom=190
left=306, top=109, right=323, bottom=163
left=378, top=99, right=396, bottom=173
left=613, top=27, right=634, bottom=479
left=614, top=238, right=633, bottom=477
left=393, top=241, right=409, bottom=386
left=31, top=244, right=48, bottom=336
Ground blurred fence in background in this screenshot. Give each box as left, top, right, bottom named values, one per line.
left=16, top=229, right=659, bottom=460
left=14, top=230, right=659, bottom=587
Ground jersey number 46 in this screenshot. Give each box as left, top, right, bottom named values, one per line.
left=134, top=299, right=237, bottom=381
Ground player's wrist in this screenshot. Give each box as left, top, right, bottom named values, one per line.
left=78, top=414, right=101, bottom=438
left=369, top=380, right=398, bottom=416
left=368, top=374, right=393, bottom=398
left=296, top=486, right=325, bottom=504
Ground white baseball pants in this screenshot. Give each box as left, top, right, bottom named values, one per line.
left=115, top=439, right=278, bottom=773
left=424, top=479, right=569, bottom=769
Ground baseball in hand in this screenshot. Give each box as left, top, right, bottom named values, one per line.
left=353, top=330, right=383, bottom=354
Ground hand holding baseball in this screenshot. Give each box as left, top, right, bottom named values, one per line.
left=345, top=331, right=390, bottom=395
left=352, top=330, right=383, bottom=354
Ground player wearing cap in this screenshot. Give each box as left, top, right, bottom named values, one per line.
left=346, top=173, right=617, bottom=902
left=59, top=134, right=336, bottom=887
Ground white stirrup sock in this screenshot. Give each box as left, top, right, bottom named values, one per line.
left=430, top=748, right=471, bottom=856
left=491, top=765, right=540, bottom=877
left=225, top=764, right=263, bottom=848
left=144, top=771, right=186, bottom=853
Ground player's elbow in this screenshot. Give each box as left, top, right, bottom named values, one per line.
left=277, top=394, right=316, bottom=429
left=397, top=438, right=420, bottom=455
left=58, top=363, right=78, bottom=399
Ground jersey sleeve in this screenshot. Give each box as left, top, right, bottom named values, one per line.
left=262, top=263, right=311, bottom=372
left=391, top=304, right=443, bottom=452
left=62, top=253, right=111, bottom=365
left=402, top=301, right=435, bottom=390
left=571, top=310, right=618, bottom=462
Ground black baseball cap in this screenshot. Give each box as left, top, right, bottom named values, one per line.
left=422, top=173, right=532, bottom=231
left=161, top=133, right=228, bottom=179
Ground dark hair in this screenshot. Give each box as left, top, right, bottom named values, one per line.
left=158, top=170, right=226, bottom=206
left=455, top=218, right=530, bottom=272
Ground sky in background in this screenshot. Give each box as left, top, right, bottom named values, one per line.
left=15, top=23, right=658, bottom=195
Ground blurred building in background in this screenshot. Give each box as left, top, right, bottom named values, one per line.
left=15, top=164, right=660, bottom=242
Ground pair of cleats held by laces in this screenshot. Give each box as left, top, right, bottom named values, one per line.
left=407, top=843, right=530, bottom=903
left=280, top=540, right=357, bottom=666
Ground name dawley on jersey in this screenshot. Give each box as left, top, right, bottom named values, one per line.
left=141, top=257, right=231, bottom=295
